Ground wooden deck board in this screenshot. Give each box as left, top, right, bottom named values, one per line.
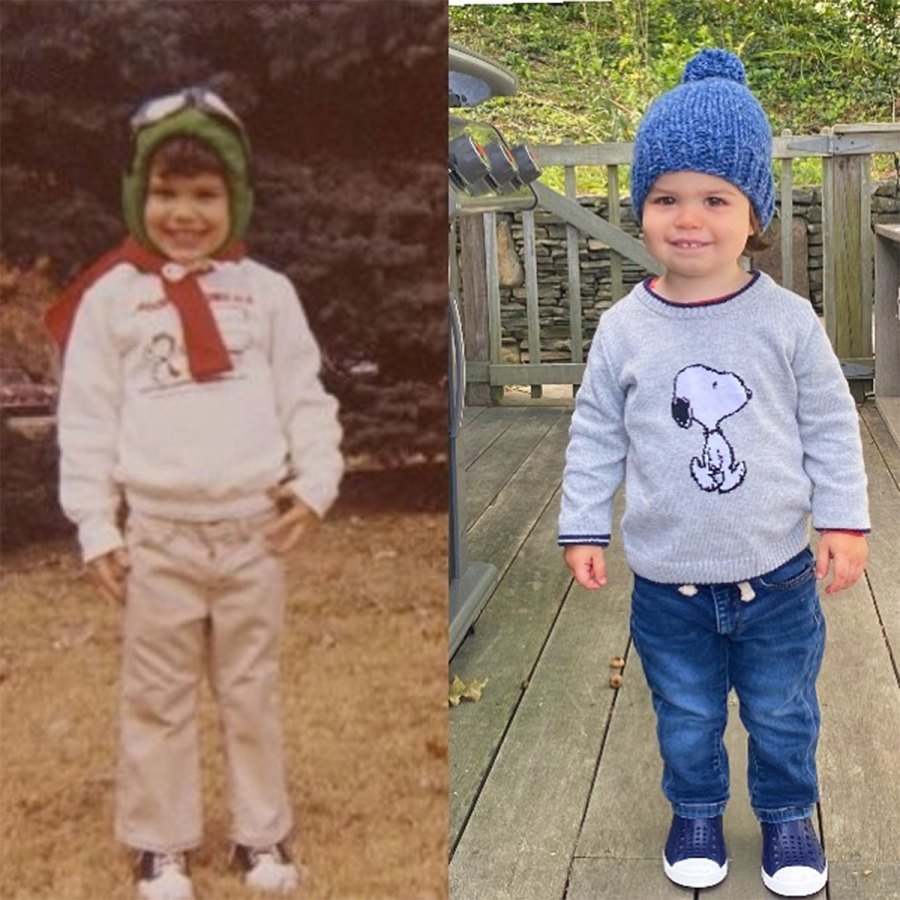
left=449, top=580, right=624, bottom=900
left=814, top=408, right=900, bottom=900
left=860, top=406, right=900, bottom=664
left=449, top=488, right=569, bottom=848
left=828, top=863, right=900, bottom=899
left=817, top=581, right=900, bottom=873
left=874, top=395, right=900, bottom=451
left=566, top=859, right=689, bottom=899
left=575, top=650, right=670, bottom=861
left=861, top=402, right=900, bottom=487
left=466, top=412, right=570, bottom=578
left=451, top=403, right=899, bottom=900
left=459, top=405, right=513, bottom=469
left=465, top=407, right=565, bottom=527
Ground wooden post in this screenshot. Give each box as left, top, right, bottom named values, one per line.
left=483, top=214, right=505, bottom=404
left=459, top=214, right=497, bottom=405
left=607, top=164, right=623, bottom=301
left=564, top=161, right=583, bottom=367
left=874, top=223, right=900, bottom=445
left=522, top=210, right=542, bottom=399
left=821, top=129, right=873, bottom=401
left=780, top=129, right=794, bottom=294
left=565, top=155, right=583, bottom=399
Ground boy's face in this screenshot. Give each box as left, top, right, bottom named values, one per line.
left=641, top=171, right=754, bottom=289
left=144, top=163, right=230, bottom=265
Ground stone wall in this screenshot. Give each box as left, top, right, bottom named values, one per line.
left=492, top=181, right=900, bottom=364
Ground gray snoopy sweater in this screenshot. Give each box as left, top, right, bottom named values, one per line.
left=558, top=271, right=870, bottom=584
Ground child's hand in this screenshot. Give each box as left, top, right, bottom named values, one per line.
left=88, top=548, right=130, bottom=604
left=263, top=485, right=315, bottom=554
left=815, top=532, right=868, bottom=595
left=564, top=545, right=608, bottom=590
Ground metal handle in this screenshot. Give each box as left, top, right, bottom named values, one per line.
left=449, top=290, right=466, bottom=438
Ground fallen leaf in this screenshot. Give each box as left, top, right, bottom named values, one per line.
left=449, top=675, right=488, bottom=706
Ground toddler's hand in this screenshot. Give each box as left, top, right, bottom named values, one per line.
left=263, top=484, right=315, bottom=554
left=815, top=532, right=868, bottom=595
left=564, top=544, right=607, bottom=590
left=88, top=548, right=130, bottom=605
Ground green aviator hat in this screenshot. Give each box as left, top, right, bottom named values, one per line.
left=122, top=88, right=254, bottom=252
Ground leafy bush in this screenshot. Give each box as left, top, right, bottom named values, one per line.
left=451, top=0, right=899, bottom=193
left=1, top=0, right=447, bottom=465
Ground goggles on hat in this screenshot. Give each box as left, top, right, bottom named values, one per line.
left=130, top=87, right=246, bottom=139
left=121, top=86, right=254, bottom=249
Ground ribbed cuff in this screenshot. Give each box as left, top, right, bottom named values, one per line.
left=558, top=534, right=610, bottom=547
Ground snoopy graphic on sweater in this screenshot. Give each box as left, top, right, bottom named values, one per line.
left=671, top=364, right=752, bottom=493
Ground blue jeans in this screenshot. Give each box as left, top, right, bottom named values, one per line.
left=630, top=547, right=826, bottom=824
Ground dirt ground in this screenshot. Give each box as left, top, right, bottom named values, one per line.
left=0, top=476, right=448, bottom=900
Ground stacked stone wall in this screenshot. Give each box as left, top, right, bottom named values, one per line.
left=489, top=181, right=900, bottom=364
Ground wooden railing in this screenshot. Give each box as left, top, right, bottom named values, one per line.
left=874, top=222, right=900, bottom=444
left=458, top=124, right=900, bottom=404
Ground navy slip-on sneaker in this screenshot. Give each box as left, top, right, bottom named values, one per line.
left=663, top=814, right=728, bottom=888
left=761, top=818, right=828, bottom=897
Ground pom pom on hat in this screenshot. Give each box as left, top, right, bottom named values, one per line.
left=630, top=48, right=774, bottom=231
left=681, top=48, right=746, bottom=84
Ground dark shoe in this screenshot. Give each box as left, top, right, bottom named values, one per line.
left=233, top=842, right=300, bottom=893
left=136, top=851, right=194, bottom=900
left=663, top=814, right=728, bottom=888
left=761, top=818, right=827, bottom=896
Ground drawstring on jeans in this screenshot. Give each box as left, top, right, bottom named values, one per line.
left=678, top=581, right=756, bottom=602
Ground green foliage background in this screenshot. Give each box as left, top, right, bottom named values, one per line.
left=451, top=0, right=899, bottom=189
left=1, top=0, right=447, bottom=466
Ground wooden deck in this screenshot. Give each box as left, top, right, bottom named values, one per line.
left=449, top=402, right=900, bottom=900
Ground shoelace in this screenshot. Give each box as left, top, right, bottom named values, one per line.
left=247, top=845, right=288, bottom=867
left=152, top=852, right=188, bottom=878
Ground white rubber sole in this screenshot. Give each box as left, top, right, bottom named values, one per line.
left=663, top=853, right=728, bottom=889
left=761, top=863, right=828, bottom=897
left=245, top=859, right=300, bottom=893
left=137, top=872, right=195, bottom=900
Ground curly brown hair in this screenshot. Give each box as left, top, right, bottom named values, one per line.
left=745, top=207, right=771, bottom=254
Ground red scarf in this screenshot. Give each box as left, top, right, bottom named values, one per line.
left=45, top=237, right=245, bottom=381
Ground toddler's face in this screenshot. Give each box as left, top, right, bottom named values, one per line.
left=641, top=171, right=754, bottom=284
left=144, top=162, right=230, bottom=265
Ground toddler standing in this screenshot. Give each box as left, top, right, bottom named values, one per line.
left=48, top=88, right=343, bottom=900
left=559, top=50, right=869, bottom=898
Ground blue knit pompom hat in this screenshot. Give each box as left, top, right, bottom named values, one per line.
left=630, top=48, right=775, bottom=231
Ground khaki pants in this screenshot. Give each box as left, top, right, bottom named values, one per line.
left=115, top=511, right=292, bottom=852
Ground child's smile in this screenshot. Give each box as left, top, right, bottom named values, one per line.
left=641, top=171, right=754, bottom=301
left=144, top=165, right=230, bottom=264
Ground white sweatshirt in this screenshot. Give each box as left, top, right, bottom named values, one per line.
left=58, top=258, right=343, bottom=561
